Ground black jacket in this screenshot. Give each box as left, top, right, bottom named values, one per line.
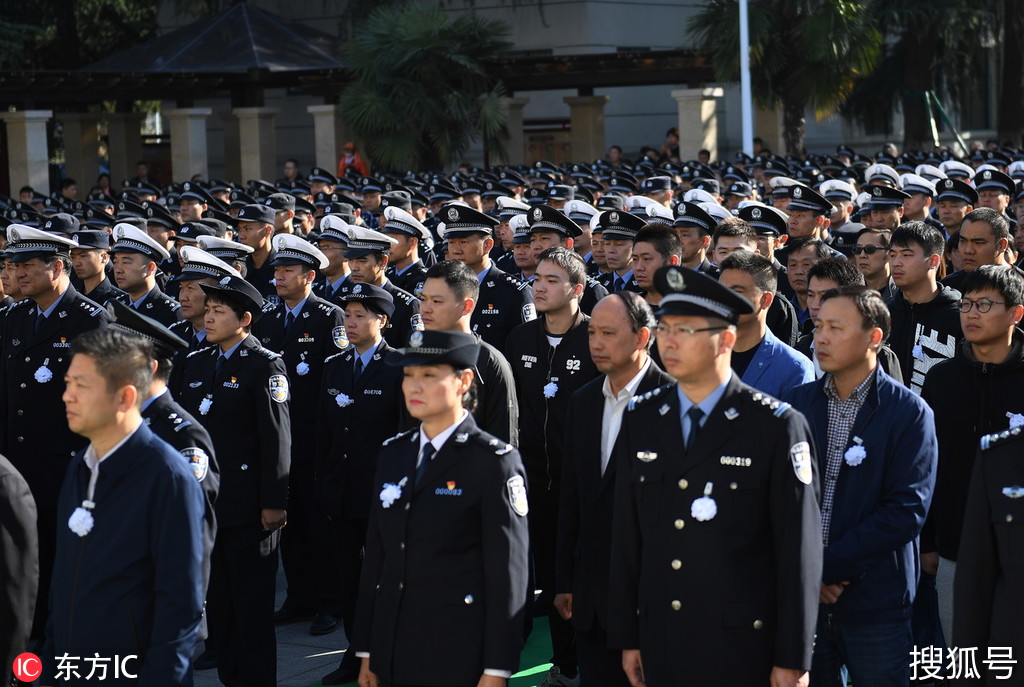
left=886, top=285, right=963, bottom=394
left=386, top=260, right=428, bottom=297
left=505, top=314, right=600, bottom=487
left=380, top=279, right=423, bottom=349
left=473, top=337, right=520, bottom=445
left=920, top=329, right=1024, bottom=559
left=83, top=278, right=129, bottom=307
left=129, top=285, right=183, bottom=328
left=471, top=264, right=535, bottom=353
left=555, top=362, right=673, bottom=632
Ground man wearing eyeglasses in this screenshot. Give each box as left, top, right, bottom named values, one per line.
left=919, top=265, right=1024, bottom=645
left=852, top=227, right=896, bottom=301
left=609, top=265, right=821, bottom=687
left=942, top=207, right=1024, bottom=293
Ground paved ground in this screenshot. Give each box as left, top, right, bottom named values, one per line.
left=193, top=565, right=348, bottom=687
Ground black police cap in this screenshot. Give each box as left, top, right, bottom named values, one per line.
left=200, top=275, right=265, bottom=320
left=526, top=204, right=582, bottom=238
left=385, top=329, right=481, bottom=369
left=106, top=300, right=188, bottom=359
left=338, top=282, right=396, bottom=318
left=653, top=265, right=754, bottom=324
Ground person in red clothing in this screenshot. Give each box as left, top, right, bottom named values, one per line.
left=337, top=141, right=369, bottom=179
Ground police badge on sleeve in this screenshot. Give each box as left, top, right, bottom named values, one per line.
left=181, top=447, right=210, bottom=482
left=269, top=375, right=289, bottom=403
left=790, top=441, right=813, bottom=485
left=506, top=475, right=529, bottom=516
left=332, top=325, right=349, bottom=350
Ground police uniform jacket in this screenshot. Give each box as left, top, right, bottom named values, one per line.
left=312, top=274, right=355, bottom=307
left=380, top=279, right=422, bottom=349
left=578, top=276, right=609, bottom=316
left=386, top=260, right=427, bottom=297
left=505, top=315, right=599, bottom=485
left=253, top=292, right=345, bottom=466
left=920, top=330, right=1024, bottom=560
left=178, top=335, right=291, bottom=530
left=953, top=427, right=1024, bottom=684
left=131, top=285, right=183, bottom=328
left=0, top=454, right=37, bottom=672
left=556, top=362, right=673, bottom=633
left=166, top=321, right=206, bottom=399
left=244, top=249, right=279, bottom=300
left=0, top=286, right=110, bottom=508
left=608, top=375, right=822, bottom=684
left=315, top=340, right=407, bottom=520
left=142, top=388, right=219, bottom=584
left=740, top=327, right=815, bottom=398
left=351, top=414, right=530, bottom=687
left=43, top=424, right=205, bottom=686
left=597, top=271, right=643, bottom=294
left=785, top=368, right=937, bottom=622
left=84, top=278, right=129, bottom=307
left=471, top=264, right=535, bottom=352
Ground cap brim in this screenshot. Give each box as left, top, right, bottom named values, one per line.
left=383, top=344, right=481, bottom=369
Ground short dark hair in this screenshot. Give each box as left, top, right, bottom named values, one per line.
left=890, top=221, right=948, bottom=257
left=962, top=207, right=1011, bottom=243
left=538, top=246, right=586, bottom=288
left=70, top=328, right=154, bottom=405
left=820, top=285, right=891, bottom=342
left=785, top=237, right=832, bottom=262
left=205, top=293, right=250, bottom=328
left=808, top=257, right=864, bottom=287
left=19, top=185, right=33, bottom=195
left=61, top=178, right=76, bottom=190
left=425, top=259, right=479, bottom=300
left=634, top=224, right=682, bottom=261
left=856, top=226, right=891, bottom=247
left=719, top=251, right=778, bottom=293
left=46, top=253, right=72, bottom=275
left=285, top=158, right=299, bottom=167
left=711, top=219, right=757, bottom=248
left=610, top=290, right=655, bottom=334
left=962, top=264, right=1024, bottom=307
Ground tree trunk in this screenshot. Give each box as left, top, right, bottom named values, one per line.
left=782, top=98, right=806, bottom=157
left=901, top=28, right=940, bottom=152
left=997, top=0, right=1024, bottom=145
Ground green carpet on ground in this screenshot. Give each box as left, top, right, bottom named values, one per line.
left=305, top=621, right=553, bottom=686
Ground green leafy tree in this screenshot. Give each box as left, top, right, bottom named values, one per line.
left=687, top=0, right=882, bottom=155
left=340, top=2, right=511, bottom=171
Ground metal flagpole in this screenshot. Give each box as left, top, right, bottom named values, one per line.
left=739, top=0, right=753, bottom=156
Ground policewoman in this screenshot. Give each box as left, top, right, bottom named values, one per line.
left=352, top=330, right=530, bottom=687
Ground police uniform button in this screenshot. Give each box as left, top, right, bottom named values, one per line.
left=240, top=464, right=249, bottom=471
left=24, top=356, right=30, bottom=362
left=753, top=619, right=764, bottom=630
left=464, top=595, right=474, bottom=605
left=678, top=478, right=689, bottom=490
left=17, top=436, right=23, bottom=443
left=674, top=519, right=685, bottom=530
left=19, top=383, right=25, bottom=389
left=405, top=503, right=411, bottom=511
left=16, top=410, right=22, bottom=416
left=1007, top=514, right=1014, bottom=523
left=399, top=542, right=405, bottom=550
left=730, top=482, right=738, bottom=490
left=398, top=582, right=404, bottom=590
left=639, top=475, right=646, bottom=483
left=671, top=600, right=681, bottom=611
left=671, top=559, right=682, bottom=570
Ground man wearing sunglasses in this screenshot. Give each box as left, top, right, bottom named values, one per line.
left=852, top=227, right=896, bottom=301
left=919, top=265, right=1024, bottom=645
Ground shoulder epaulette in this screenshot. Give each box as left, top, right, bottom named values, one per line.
left=261, top=300, right=278, bottom=314
left=324, top=350, right=348, bottom=363
left=514, top=278, right=531, bottom=291
left=628, top=382, right=674, bottom=411
left=9, top=298, right=32, bottom=312
left=252, top=344, right=281, bottom=360
left=317, top=300, right=341, bottom=314
left=187, top=344, right=218, bottom=358
left=472, top=433, right=514, bottom=455
left=77, top=299, right=103, bottom=316
left=980, top=425, right=1023, bottom=451
left=382, top=428, right=416, bottom=447
left=748, top=389, right=791, bottom=417
left=393, top=289, right=417, bottom=305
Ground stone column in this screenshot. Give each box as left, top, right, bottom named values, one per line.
left=306, top=104, right=350, bottom=171
left=493, top=97, right=529, bottom=166
left=61, top=113, right=101, bottom=198
left=164, top=108, right=212, bottom=182
left=1, top=110, right=52, bottom=195
left=755, top=106, right=785, bottom=157
left=233, top=107, right=278, bottom=182
left=563, top=95, right=610, bottom=162
left=671, top=88, right=725, bottom=160
left=106, top=112, right=145, bottom=186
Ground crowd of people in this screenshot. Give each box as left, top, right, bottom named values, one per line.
left=0, top=140, right=1022, bottom=687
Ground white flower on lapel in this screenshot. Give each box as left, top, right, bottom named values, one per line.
left=199, top=396, right=213, bottom=416
left=690, top=482, right=717, bottom=522
left=335, top=392, right=353, bottom=408
left=543, top=382, right=558, bottom=398
left=68, top=506, right=94, bottom=536
left=380, top=476, right=409, bottom=509
left=34, top=359, right=53, bottom=383
left=1007, top=412, right=1024, bottom=429
left=844, top=437, right=867, bottom=467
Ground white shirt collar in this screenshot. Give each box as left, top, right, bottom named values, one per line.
left=418, top=409, right=470, bottom=455
left=602, top=358, right=651, bottom=403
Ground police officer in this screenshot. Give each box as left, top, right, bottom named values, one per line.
left=252, top=234, right=345, bottom=634
left=598, top=210, right=644, bottom=293
left=351, top=329, right=530, bottom=687
left=344, top=226, right=423, bottom=349
left=109, top=223, right=183, bottom=327
left=608, top=265, right=822, bottom=686
left=316, top=284, right=406, bottom=685
left=0, top=225, right=111, bottom=640
left=69, top=229, right=128, bottom=306
left=441, top=203, right=536, bottom=352
left=381, top=206, right=431, bottom=296
left=311, top=215, right=356, bottom=305
left=236, top=203, right=280, bottom=301
left=177, top=275, right=290, bottom=687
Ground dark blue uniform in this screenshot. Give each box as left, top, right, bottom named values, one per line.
left=471, top=264, right=535, bottom=352
left=128, top=286, right=182, bottom=328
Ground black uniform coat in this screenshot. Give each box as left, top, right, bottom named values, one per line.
left=130, top=285, right=183, bottom=328
left=0, top=287, right=110, bottom=508
left=578, top=276, right=610, bottom=316
left=312, top=274, right=355, bottom=307
left=351, top=414, right=530, bottom=687
left=178, top=336, right=291, bottom=530
left=166, top=321, right=206, bottom=399
left=608, top=375, right=823, bottom=685
left=0, top=454, right=37, bottom=672
left=380, top=279, right=422, bottom=349
left=953, top=427, right=1024, bottom=687
left=473, top=337, right=519, bottom=445
left=245, top=249, right=280, bottom=300
left=386, top=260, right=427, bottom=297
left=83, top=278, right=129, bottom=307
left=315, top=340, right=407, bottom=520
left=43, top=424, right=205, bottom=686
left=252, top=292, right=345, bottom=467
left=471, top=264, right=535, bottom=352
left=555, top=362, right=674, bottom=633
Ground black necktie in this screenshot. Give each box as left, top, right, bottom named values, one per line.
left=35, top=313, right=45, bottom=333
left=284, top=312, right=295, bottom=332
left=415, top=442, right=436, bottom=487
left=614, top=276, right=625, bottom=292
left=353, top=357, right=364, bottom=381
left=685, top=406, right=705, bottom=452
left=215, top=354, right=226, bottom=378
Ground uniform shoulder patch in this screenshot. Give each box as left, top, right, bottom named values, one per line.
left=980, top=425, right=1023, bottom=451
left=10, top=298, right=33, bottom=312
left=187, top=344, right=218, bottom=358
left=318, top=301, right=341, bottom=314
left=506, top=474, right=529, bottom=516
left=515, top=278, right=531, bottom=292
left=628, top=382, right=673, bottom=411
left=382, top=429, right=415, bottom=447
left=269, top=374, right=289, bottom=403
left=748, top=389, right=790, bottom=416
left=261, top=300, right=278, bottom=313
left=790, top=441, right=813, bottom=485
left=181, top=447, right=210, bottom=482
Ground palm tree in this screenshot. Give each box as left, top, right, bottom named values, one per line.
left=687, top=0, right=882, bottom=156
left=340, top=3, right=512, bottom=171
